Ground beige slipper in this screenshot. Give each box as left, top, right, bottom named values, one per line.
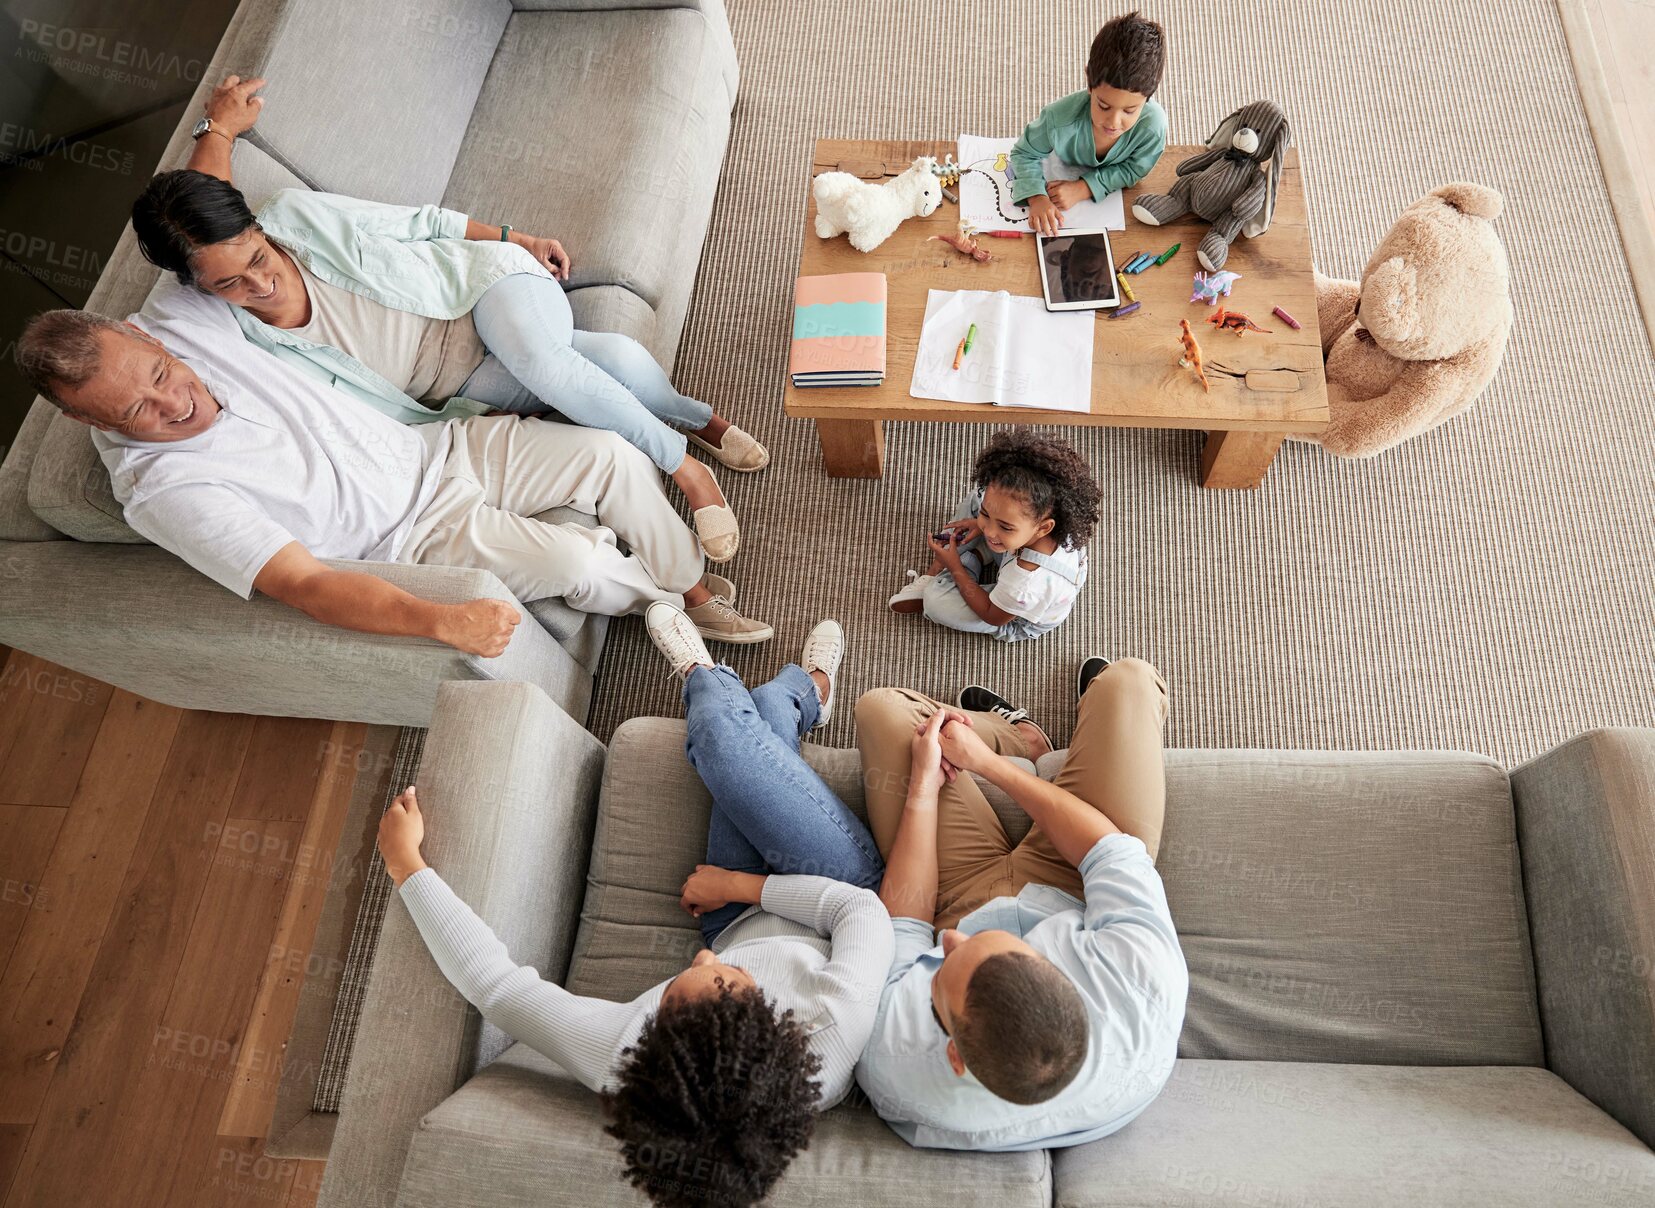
left=693, top=505, right=740, bottom=563
left=689, top=425, right=769, bottom=473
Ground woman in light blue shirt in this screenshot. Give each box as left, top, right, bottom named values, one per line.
left=128, top=75, right=761, bottom=565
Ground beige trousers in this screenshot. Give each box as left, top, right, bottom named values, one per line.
left=404, top=415, right=703, bottom=615
left=855, top=659, right=1169, bottom=929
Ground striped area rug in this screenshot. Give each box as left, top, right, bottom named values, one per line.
left=588, top=0, right=1655, bottom=765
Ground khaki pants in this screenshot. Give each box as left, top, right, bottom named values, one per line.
left=404, top=415, right=703, bottom=615
left=855, top=659, right=1169, bottom=929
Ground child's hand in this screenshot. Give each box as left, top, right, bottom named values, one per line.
left=1027, top=194, right=1062, bottom=237
left=1046, top=179, right=1091, bottom=211
left=943, top=517, right=981, bottom=545
left=928, top=531, right=965, bottom=567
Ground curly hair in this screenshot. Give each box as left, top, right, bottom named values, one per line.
left=604, top=984, right=822, bottom=1207
left=972, top=430, right=1102, bottom=549
left=1087, top=11, right=1166, bottom=96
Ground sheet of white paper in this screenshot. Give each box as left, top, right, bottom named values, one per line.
left=955, top=134, right=1125, bottom=232
left=909, top=289, right=1094, bottom=413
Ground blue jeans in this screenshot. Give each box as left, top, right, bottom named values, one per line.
left=461, top=272, right=714, bottom=474
left=683, top=664, right=884, bottom=943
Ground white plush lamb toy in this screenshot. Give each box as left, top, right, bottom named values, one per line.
left=812, top=156, right=942, bottom=253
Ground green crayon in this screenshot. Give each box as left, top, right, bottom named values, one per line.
left=1153, top=243, right=1181, bottom=266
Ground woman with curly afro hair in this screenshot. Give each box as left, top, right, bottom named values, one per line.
left=890, top=430, right=1100, bottom=642
left=375, top=604, right=895, bottom=1206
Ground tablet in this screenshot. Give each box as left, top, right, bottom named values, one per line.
left=1036, top=228, right=1120, bottom=311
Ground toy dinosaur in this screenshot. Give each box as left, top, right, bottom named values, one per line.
left=1191, top=270, right=1241, bottom=305
left=1178, top=319, right=1210, bottom=393
left=929, top=229, right=993, bottom=262
left=1207, top=307, right=1272, bottom=335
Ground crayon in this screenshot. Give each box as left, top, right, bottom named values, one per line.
left=1124, top=250, right=1145, bottom=271
left=1153, top=242, right=1181, bottom=266
left=1130, top=253, right=1154, bottom=273
left=965, top=323, right=978, bottom=353
left=952, top=336, right=966, bottom=370
left=1116, top=273, right=1136, bottom=303
left=986, top=231, right=1025, bottom=238
left=1110, top=301, right=1141, bottom=318
left=1272, top=306, right=1302, bottom=330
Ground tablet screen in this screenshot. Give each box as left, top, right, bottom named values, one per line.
left=1037, top=230, right=1120, bottom=311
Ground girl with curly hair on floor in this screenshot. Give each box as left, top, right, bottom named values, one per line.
left=890, top=430, right=1101, bottom=643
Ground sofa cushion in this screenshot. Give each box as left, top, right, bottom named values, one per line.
left=1034, top=748, right=1541, bottom=1067
left=441, top=5, right=732, bottom=363
left=0, top=402, right=64, bottom=541
left=396, top=1043, right=1051, bottom=1208
left=1053, top=1060, right=1655, bottom=1208
left=567, top=717, right=1035, bottom=1000
left=28, top=413, right=143, bottom=544
left=250, top=0, right=510, bottom=204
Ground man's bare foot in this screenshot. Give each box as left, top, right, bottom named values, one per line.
left=1014, top=720, right=1051, bottom=760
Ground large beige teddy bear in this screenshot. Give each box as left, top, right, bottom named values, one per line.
left=1307, top=182, right=1513, bottom=458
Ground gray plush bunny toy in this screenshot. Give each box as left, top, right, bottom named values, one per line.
left=1131, top=99, right=1291, bottom=271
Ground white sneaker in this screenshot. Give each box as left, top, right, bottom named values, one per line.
left=888, top=571, right=933, bottom=611
left=801, top=619, right=845, bottom=729
left=645, top=601, right=714, bottom=677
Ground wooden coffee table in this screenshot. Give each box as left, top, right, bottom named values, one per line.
left=784, top=138, right=1329, bottom=488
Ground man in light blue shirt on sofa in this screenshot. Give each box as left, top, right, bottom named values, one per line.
left=852, top=659, right=1189, bottom=1151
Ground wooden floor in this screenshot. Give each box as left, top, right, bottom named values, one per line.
left=0, top=647, right=365, bottom=1208
left=0, top=6, right=1651, bottom=1205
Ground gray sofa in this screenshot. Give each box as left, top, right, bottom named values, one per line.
left=0, top=0, right=739, bottom=726
left=326, top=679, right=1655, bottom=1207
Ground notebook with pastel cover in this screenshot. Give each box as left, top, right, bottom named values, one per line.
left=790, top=272, right=887, bottom=386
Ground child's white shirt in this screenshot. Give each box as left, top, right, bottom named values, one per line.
left=989, top=545, right=1088, bottom=627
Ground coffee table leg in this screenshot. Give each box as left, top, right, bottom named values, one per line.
left=816, top=418, right=885, bottom=478
left=1200, top=429, right=1286, bottom=489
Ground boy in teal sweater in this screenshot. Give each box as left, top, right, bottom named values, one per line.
left=1014, top=11, right=1168, bottom=237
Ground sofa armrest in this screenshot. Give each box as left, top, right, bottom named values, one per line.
left=318, top=680, right=606, bottom=1208
left=1512, top=728, right=1655, bottom=1148
left=0, top=540, right=590, bottom=725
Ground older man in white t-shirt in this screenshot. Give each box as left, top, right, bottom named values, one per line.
left=15, top=282, right=770, bottom=655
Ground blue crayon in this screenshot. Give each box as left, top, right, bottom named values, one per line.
left=1127, top=253, right=1153, bottom=274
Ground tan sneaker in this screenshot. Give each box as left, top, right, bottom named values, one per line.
left=690, top=424, right=769, bottom=473
left=701, top=571, right=736, bottom=607
left=694, top=505, right=740, bottom=563
left=684, top=594, right=773, bottom=645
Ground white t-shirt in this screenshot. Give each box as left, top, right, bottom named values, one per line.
left=92, top=280, right=450, bottom=599
left=989, top=544, right=1088, bottom=627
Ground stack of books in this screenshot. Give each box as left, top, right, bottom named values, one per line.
left=789, top=272, right=887, bottom=387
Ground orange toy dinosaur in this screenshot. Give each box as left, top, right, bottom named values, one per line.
left=1207, top=306, right=1272, bottom=335
left=1178, top=319, right=1210, bottom=392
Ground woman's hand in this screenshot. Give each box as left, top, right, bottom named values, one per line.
left=1046, top=179, right=1091, bottom=211
left=378, top=786, right=428, bottom=886
left=511, top=233, right=572, bottom=281
left=938, top=716, right=995, bottom=777
left=680, top=865, right=765, bottom=917
left=909, top=709, right=962, bottom=795
left=205, top=75, right=266, bottom=138
left=1027, top=193, right=1062, bottom=237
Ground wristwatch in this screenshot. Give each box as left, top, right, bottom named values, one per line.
left=191, top=117, right=230, bottom=143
